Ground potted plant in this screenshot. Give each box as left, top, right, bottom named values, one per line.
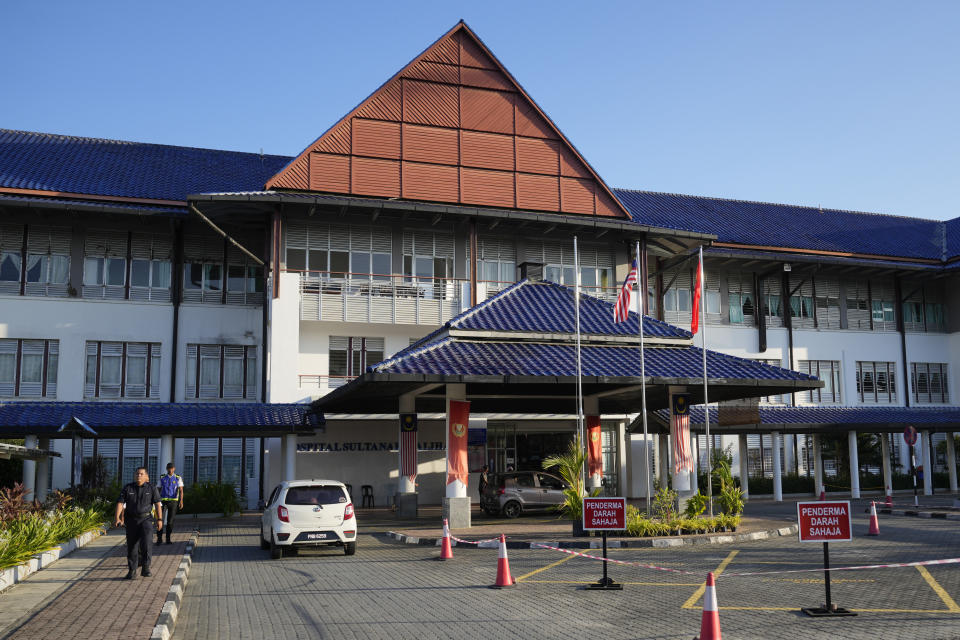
left=543, top=435, right=599, bottom=537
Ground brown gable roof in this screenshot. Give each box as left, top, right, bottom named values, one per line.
left=266, top=21, right=629, bottom=219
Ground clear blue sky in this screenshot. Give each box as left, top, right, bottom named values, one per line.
left=3, top=1, right=958, bottom=220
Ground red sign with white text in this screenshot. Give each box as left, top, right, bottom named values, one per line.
left=797, top=501, right=852, bottom=543
left=582, top=497, right=626, bottom=530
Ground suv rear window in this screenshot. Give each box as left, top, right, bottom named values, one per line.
left=285, top=486, right=347, bottom=505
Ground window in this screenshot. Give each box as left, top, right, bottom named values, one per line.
left=0, top=339, right=58, bottom=398
left=872, top=300, right=894, bottom=323
left=912, top=363, right=948, bottom=404
left=182, top=455, right=195, bottom=486
left=797, top=360, right=842, bottom=404
left=1, top=224, right=71, bottom=297
left=129, top=232, right=173, bottom=302
left=790, top=295, right=813, bottom=319
left=185, top=345, right=257, bottom=400
left=532, top=239, right=614, bottom=300
left=328, top=337, right=384, bottom=387
left=85, top=342, right=161, bottom=399
left=705, top=290, right=721, bottom=315
left=287, top=223, right=392, bottom=282
left=856, top=361, right=897, bottom=403
left=727, top=272, right=755, bottom=325
left=83, top=229, right=128, bottom=299
left=925, top=303, right=945, bottom=331
left=403, top=231, right=455, bottom=299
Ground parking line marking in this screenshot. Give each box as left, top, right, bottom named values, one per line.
left=522, top=580, right=700, bottom=586
left=917, top=566, right=960, bottom=613
left=682, top=550, right=739, bottom=609
left=515, top=554, right=575, bottom=581
left=716, top=606, right=955, bottom=613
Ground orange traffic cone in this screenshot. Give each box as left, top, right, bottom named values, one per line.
left=694, top=572, right=721, bottom=640
left=867, top=502, right=879, bottom=536
left=490, top=534, right=515, bottom=588
left=819, top=489, right=826, bottom=501
left=438, top=518, right=453, bottom=560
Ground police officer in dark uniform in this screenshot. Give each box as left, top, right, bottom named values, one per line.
left=114, top=467, right=163, bottom=579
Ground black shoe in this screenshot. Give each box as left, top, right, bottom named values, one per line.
left=156, top=537, right=163, bottom=545
left=165, top=539, right=172, bottom=545
left=124, top=570, right=136, bottom=580
left=141, top=569, right=152, bottom=577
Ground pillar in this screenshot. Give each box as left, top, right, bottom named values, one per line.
left=946, top=432, right=957, bottom=494
left=159, top=435, right=174, bottom=474
left=813, top=434, right=824, bottom=496
left=783, top=433, right=795, bottom=476
left=738, top=434, right=750, bottom=500
left=881, top=433, right=892, bottom=497
left=657, top=433, right=670, bottom=488
left=35, top=437, right=50, bottom=501
left=22, top=435, right=38, bottom=498
left=443, top=384, right=470, bottom=528
left=584, top=396, right=602, bottom=491
left=619, top=420, right=631, bottom=497
left=690, top=432, right=699, bottom=493
left=771, top=431, right=782, bottom=502
left=898, top=435, right=911, bottom=474
left=921, top=430, right=933, bottom=495
left=283, top=433, right=296, bottom=482
left=848, top=430, right=860, bottom=499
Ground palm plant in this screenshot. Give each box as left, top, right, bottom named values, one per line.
left=542, top=435, right=599, bottom=520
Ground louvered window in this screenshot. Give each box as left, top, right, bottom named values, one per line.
left=530, top=240, right=614, bottom=299
left=845, top=280, right=871, bottom=330
left=727, top=272, right=755, bottom=326
left=1, top=224, right=71, bottom=297
left=661, top=267, right=692, bottom=326
left=328, top=336, right=384, bottom=388
left=183, top=231, right=225, bottom=304
left=402, top=231, right=455, bottom=300
left=856, top=361, right=897, bottom=403
left=477, top=235, right=516, bottom=284
left=129, top=232, right=173, bottom=302
left=185, top=344, right=257, bottom=400
left=287, top=222, right=392, bottom=280
left=761, top=279, right=783, bottom=328
left=83, top=229, right=127, bottom=299
left=870, top=280, right=897, bottom=331
left=0, top=224, right=23, bottom=295
left=788, top=275, right=815, bottom=329
left=84, top=341, right=160, bottom=399
left=226, top=242, right=265, bottom=305
left=797, top=360, right=842, bottom=404
left=911, top=363, right=948, bottom=404
left=813, top=276, right=841, bottom=329
left=0, top=339, right=58, bottom=398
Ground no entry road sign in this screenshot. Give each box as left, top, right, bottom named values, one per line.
left=583, top=497, right=626, bottom=530
left=904, top=425, right=918, bottom=446
left=797, top=501, right=852, bottom=543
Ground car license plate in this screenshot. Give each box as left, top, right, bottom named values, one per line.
left=306, top=532, right=328, bottom=540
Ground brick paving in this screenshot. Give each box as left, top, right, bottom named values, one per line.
left=3, top=527, right=194, bottom=640
left=173, top=504, right=960, bottom=640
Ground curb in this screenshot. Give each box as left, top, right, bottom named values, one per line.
left=384, top=524, right=799, bottom=549
left=150, top=529, right=200, bottom=640
left=0, top=527, right=104, bottom=593
left=879, top=508, right=960, bottom=521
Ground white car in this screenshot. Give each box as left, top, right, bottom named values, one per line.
left=260, top=480, right=357, bottom=559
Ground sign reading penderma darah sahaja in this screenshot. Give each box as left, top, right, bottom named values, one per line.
left=796, top=501, right=852, bottom=542
left=583, top=497, right=626, bottom=530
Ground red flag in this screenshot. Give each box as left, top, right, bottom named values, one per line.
left=691, top=258, right=702, bottom=335
left=446, top=400, right=470, bottom=487
left=587, top=416, right=603, bottom=477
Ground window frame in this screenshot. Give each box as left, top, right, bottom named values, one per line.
left=855, top=361, right=897, bottom=404
left=0, top=338, right=58, bottom=398
left=185, top=344, right=257, bottom=400
left=84, top=341, right=161, bottom=399
left=797, top=360, right=842, bottom=404
left=911, top=362, right=948, bottom=404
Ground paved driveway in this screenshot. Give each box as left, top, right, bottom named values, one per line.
left=173, top=511, right=960, bottom=640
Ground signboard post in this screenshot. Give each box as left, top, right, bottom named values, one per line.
left=582, top=497, right=626, bottom=591
left=904, top=426, right=919, bottom=507
left=797, top=500, right=856, bottom=617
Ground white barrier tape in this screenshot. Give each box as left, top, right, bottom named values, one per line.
left=529, top=543, right=700, bottom=575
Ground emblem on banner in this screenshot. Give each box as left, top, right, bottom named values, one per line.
left=672, top=394, right=690, bottom=415
left=452, top=422, right=466, bottom=438
left=401, top=413, right=417, bottom=432
left=590, top=431, right=600, bottom=442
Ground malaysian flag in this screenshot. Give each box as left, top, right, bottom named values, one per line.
left=671, top=394, right=694, bottom=473
left=399, top=413, right=417, bottom=480
left=614, top=259, right=639, bottom=323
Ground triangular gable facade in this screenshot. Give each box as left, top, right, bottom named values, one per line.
left=267, top=22, right=629, bottom=219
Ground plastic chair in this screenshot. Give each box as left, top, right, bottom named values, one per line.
left=361, top=485, right=374, bottom=508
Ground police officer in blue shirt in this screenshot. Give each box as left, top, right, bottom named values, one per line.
left=157, top=462, right=184, bottom=545
left=114, top=467, right=162, bottom=579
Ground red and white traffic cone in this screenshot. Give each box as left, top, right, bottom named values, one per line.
left=438, top=518, right=453, bottom=560
left=884, top=490, right=893, bottom=509
left=490, top=534, right=515, bottom=588
left=819, top=489, right=826, bottom=501
left=694, top=571, right=721, bottom=640
left=867, top=502, right=880, bottom=536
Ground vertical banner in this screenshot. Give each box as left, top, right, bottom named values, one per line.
left=399, top=413, right=417, bottom=481
left=72, top=435, right=82, bottom=487
left=447, top=400, right=470, bottom=487
left=671, top=394, right=694, bottom=474
left=587, top=415, right=603, bottom=477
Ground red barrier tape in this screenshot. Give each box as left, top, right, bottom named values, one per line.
left=450, top=535, right=501, bottom=545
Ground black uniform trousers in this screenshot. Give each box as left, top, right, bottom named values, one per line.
left=159, top=500, right=179, bottom=542
left=125, top=517, right=153, bottom=572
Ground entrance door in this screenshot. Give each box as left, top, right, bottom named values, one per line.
left=487, top=423, right=516, bottom=473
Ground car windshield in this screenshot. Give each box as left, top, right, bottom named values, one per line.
left=285, top=486, right=346, bottom=505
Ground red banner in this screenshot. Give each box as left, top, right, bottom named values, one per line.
left=587, top=416, right=603, bottom=477
left=446, top=400, right=470, bottom=486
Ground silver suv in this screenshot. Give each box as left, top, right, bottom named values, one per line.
left=480, top=471, right=567, bottom=518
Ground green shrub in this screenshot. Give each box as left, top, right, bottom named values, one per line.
left=180, top=482, right=240, bottom=516
left=718, top=484, right=745, bottom=515
left=652, top=485, right=678, bottom=521
left=684, top=491, right=708, bottom=518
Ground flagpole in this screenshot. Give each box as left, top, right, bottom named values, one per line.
left=700, top=245, right=713, bottom=517
left=635, top=241, right=652, bottom=517
left=574, top=236, right=585, bottom=493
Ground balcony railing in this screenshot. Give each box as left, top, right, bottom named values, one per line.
left=299, top=374, right=357, bottom=392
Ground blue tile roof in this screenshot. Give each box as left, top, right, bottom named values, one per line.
left=372, top=336, right=816, bottom=382
left=0, top=193, right=187, bottom=216
left=0, top=129, right=290, bottom=202
left=0, top=402, right=322, bottom=430
left=614, top=189, right=948, bottom=261
left=678, top=405, right=960, bottom=427
left=447, top=280, right=690, bottom=338
left=946, top=217, right=960, bottom=260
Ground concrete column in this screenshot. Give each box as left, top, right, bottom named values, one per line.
left=921, top=430, right=933, bottom=495
left=690, top=432, right=699, bottom=494
left=848, top=430, right=860, bottom=499
left=262, top=439, right=272, bottom=502
left=738, top=434, right=750, bottom=500
left=444, top=383, right=470, bottom=528
left=898, top=435, right=911, bottom=474
left=783, top=433, right=795, bottom=476
left=618, top=420, right=630, bottom=497
left=881, top=433, right=892, bottom=498
left=35, top=437, right=50, bottom=501
left=771, top=431, right=782, bottom=502
left=22, top=435, right=38, bottom=498
left=159, top=435, right=174, bottom=473
left=946, top=432, right=957, bottom=494
left=813, top=434, right=824, bottom=496
left=283, top=433, right=296, bottom=482
left=658, top=433, right=670, bottom=488
left=584, top=396, right=601, bottom=491
left=398, top=394, right=417, bottom=494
